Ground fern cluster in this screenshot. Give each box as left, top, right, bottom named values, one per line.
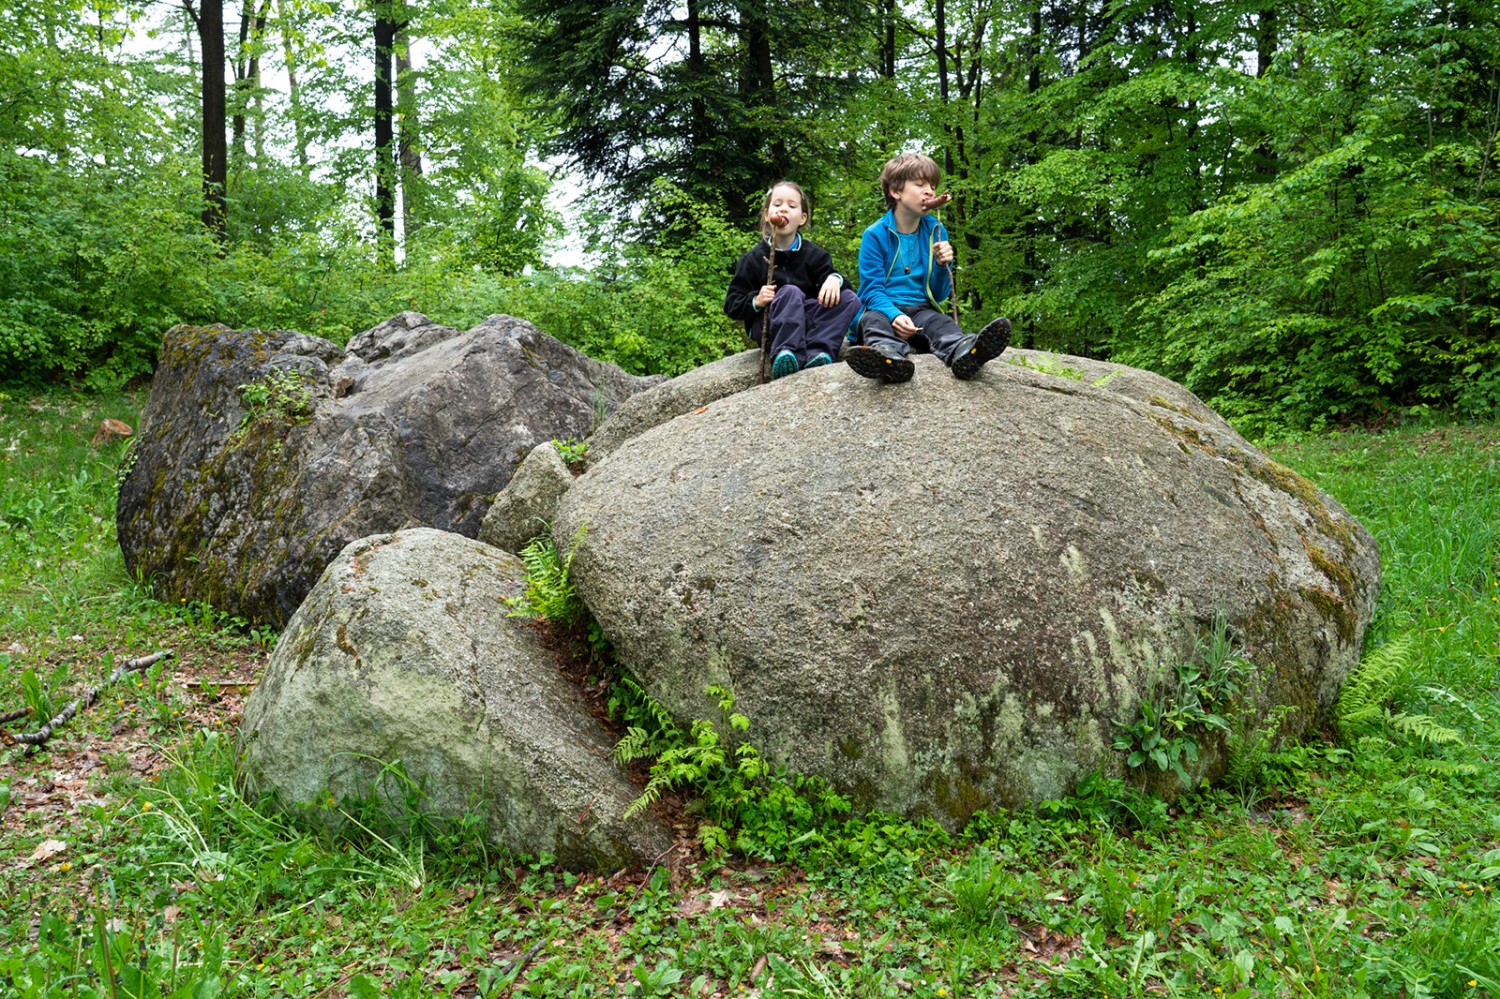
left=1337, top=634, right=1474, bottom=774
left=504, top=525, right=587, bottom=627
left=611, top=681, right=850, bottom=859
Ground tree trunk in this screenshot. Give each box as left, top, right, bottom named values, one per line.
left=374, top=3, right=399, bottom=258
left=396, top=24, right=422, bottom=241
left=231, top=2, right=251, bottom=160
left=746, top=4, right=783, bottom=181
left=882, top=0, right=896, bottom=79
left=1023, top=0, right=1042, bottom=296
left=251, top=0, right=269, bottom=160
left=186, top=0, right=228, bottom=246
left=277, top=0, right=309, bottom=173
left=1256, top=3, right=1277, bottom=78
left=935, top=0, right=951, bottom=174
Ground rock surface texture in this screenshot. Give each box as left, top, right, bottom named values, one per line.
left=554, top=350, right=1381, bottom=824
left=118, top=313, right=658, bottom=626
left=477, top=441, right=578, bottom=554
left=239, top=528, right=671, bottom=870
left=587, top=348, right=762, bottom=457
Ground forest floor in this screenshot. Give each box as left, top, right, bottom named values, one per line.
left=1, top=388, right=1497, bottom=998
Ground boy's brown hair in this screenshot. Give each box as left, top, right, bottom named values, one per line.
left=880, top=153, right=941, bottom=209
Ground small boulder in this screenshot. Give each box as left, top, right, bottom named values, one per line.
left=478, top=441, right=577, bottom=554
left=239, top=528, right=670, bottom=870
left=588, top=349, right=762, bottom=457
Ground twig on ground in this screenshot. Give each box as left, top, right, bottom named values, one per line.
left=640, top=841, right=678, bottom=888
left=5, top=650, right=175, bottom=754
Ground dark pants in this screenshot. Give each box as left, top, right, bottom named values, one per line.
left=857, top=305, right=967, bottom=363
left=754, top=287, right=862, bottom=364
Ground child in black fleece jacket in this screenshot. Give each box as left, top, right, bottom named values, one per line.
left=724, top=181, right=862, bottom=379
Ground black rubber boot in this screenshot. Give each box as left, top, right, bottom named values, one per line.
left=845, top=345, right=915, bottom=383
left=950, top=317, right=1012, bottom=380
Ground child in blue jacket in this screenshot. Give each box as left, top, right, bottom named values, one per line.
left=846, top=153, right=1010, bottom=383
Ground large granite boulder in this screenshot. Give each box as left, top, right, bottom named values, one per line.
left=552, top=350, right=1380, bottom=823
left=239, top=528, right=671, bottom=870
left=118, top=313, right=659, bottom=626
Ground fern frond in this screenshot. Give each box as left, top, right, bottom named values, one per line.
left=623, top=774, right=667, bottom=819
left=1338, top=634, right=1415, bottom=729
left=613, top=726, right=652, bottom=764
left=1386, top=712, right=1463, bottom=746
left=1412, top=757, right=1481, bottom=777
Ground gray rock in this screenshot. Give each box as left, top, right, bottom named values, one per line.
left=117, top=314, right=660, bottom=625
left=554, top=352, right=1380, bottom=823
left=239, top=528, right=671, bottom=871
left=477, top=441, right=578, bottom=554
left=589, top=349, right=762, bottom=456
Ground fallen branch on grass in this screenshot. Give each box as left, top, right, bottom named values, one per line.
left=3, top=650, right=175, bottom=754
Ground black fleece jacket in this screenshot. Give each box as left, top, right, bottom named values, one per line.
left=723, top=238, right=849, bottom=335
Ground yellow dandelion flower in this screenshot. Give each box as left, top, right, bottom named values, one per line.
left=59, top=862, right=72, bottom=873
left=142, top=801, right=153, bottom=812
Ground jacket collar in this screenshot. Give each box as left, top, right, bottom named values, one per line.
left=881, top=209, right=936, bottom=239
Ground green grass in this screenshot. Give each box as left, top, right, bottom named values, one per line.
left=2, top=388, right=1499, bottom=998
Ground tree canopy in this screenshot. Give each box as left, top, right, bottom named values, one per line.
left=1, top=0, right=1496, bottom=431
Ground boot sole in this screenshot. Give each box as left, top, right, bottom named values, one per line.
left=951, top=317, right=1012, bottom=380
left=846, top=347, right=914, bottom=383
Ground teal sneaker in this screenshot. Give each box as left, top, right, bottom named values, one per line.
left=771, top=350, right=799, bottom=380
left=804, top=352, right=833, bottom=369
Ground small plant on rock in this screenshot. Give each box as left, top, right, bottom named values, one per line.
left=552, top=437, right=590, bottom=466
left=1113, top=618, right=1251, bottom=786
left=234, top=368, right=314, bottom=445
left=504, top=524, right=588, bottom=627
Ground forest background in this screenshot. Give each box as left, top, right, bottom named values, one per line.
left=2, top=0, right=1497, bottom=436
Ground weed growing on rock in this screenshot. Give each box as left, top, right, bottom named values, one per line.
left=1112, top=619, right=1251, bottom=786
left=233, top=368, right=313, bottom=444
left=551, top=436, right=590, bottom=466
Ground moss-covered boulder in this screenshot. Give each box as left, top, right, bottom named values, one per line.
left=240, top=528, right=671, bottom=870
left=117, top=313, right=659, bottom=626
left=552, top=349, right=1381, bottom=824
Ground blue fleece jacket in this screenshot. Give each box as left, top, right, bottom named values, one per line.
left=857, top=210, right=953, bottom=321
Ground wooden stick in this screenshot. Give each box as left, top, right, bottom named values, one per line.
left=758, top=212, right=791, bottom=383
left=6, top=650, right=175, bottom=752
left=760, top=243, right=776, bottom=383
left=921, top=191, right=961, bottom=325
